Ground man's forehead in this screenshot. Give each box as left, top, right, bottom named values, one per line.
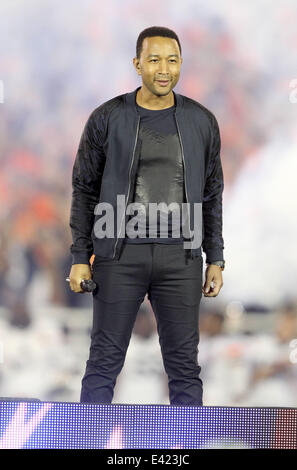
left=142, top=36, right=179, bottom=50
left=142, top=40, right=180, bottom=59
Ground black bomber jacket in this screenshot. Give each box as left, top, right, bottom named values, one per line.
left=69, top=86, right=224, bottom=265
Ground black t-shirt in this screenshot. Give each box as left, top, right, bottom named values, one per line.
left=125, top=102, right=186, bottom=244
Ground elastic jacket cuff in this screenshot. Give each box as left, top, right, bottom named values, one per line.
left=205, top=248, right=224, bottom=264
left=71, top=252, right=92, bottom=265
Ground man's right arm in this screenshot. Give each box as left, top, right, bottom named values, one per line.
left=69, top=109, right=106, bottom=266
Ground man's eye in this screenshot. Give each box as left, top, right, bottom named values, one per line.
left=150, top=59, right=177, bottom=63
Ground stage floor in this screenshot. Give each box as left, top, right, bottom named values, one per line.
left=0, top=400, right=296, bottom=449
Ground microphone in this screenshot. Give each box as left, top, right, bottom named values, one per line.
left=66, top=277, right=97, bottom=293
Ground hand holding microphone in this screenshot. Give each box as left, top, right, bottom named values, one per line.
left=66, top=264, right=97, bottom=293
left=66, top=277, right=97, bottom=293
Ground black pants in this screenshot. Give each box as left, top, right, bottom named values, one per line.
left=80, top=242, right=203, bottom=406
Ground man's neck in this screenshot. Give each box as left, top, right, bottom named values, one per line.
left=136, top=87, right=174, bottom=110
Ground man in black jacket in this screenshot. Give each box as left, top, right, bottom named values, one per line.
left=68, top=26, right=224, bottom=406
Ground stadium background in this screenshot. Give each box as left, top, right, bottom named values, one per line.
left=0, top=0, right=296, bottom=406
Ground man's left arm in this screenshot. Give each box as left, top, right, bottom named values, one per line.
left=202, top=114, right=224, bottom=297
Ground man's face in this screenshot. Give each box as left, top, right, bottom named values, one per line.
left=133, top=36, right=183, bottom=97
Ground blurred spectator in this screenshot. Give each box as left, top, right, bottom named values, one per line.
left=237, top=303, right=297, bottom=407
left=199, top=308, right=252, bottom=405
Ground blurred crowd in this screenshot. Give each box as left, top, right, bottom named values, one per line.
left=198, top=302, right=297, bottom=407
left=0, top=287, right=296, bottom=406
left=1, top=0, right=297, bottom=405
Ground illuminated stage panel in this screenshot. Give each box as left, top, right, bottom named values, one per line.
left=0, top=401, right=296, bottom=449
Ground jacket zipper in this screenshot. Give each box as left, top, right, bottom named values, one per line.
left=174, top=113, right=193, bottom=259
left=112, top=116, right=141, bottom=258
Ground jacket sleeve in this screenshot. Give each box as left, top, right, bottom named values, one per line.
left=202, top=114, right=224, bottom=263
left=69, top=110, right=106, bottom=265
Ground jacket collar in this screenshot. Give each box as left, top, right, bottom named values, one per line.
left=125, top=86, right=183, bottom=114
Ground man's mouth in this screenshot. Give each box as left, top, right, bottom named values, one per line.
left=156, top=80, right=170, bottom=86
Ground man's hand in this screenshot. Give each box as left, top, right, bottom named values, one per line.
left=68, top=264, right=92, bottom=293
left=202, top=264, right=223, bottom=297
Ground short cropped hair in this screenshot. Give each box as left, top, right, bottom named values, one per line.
left=136, top=26, right=182, bottom=60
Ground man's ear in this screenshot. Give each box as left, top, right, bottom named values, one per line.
left=133, top=58, right=141, bottom=75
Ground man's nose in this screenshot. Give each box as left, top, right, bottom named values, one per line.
left=158, top=60, right=169, bottom=74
